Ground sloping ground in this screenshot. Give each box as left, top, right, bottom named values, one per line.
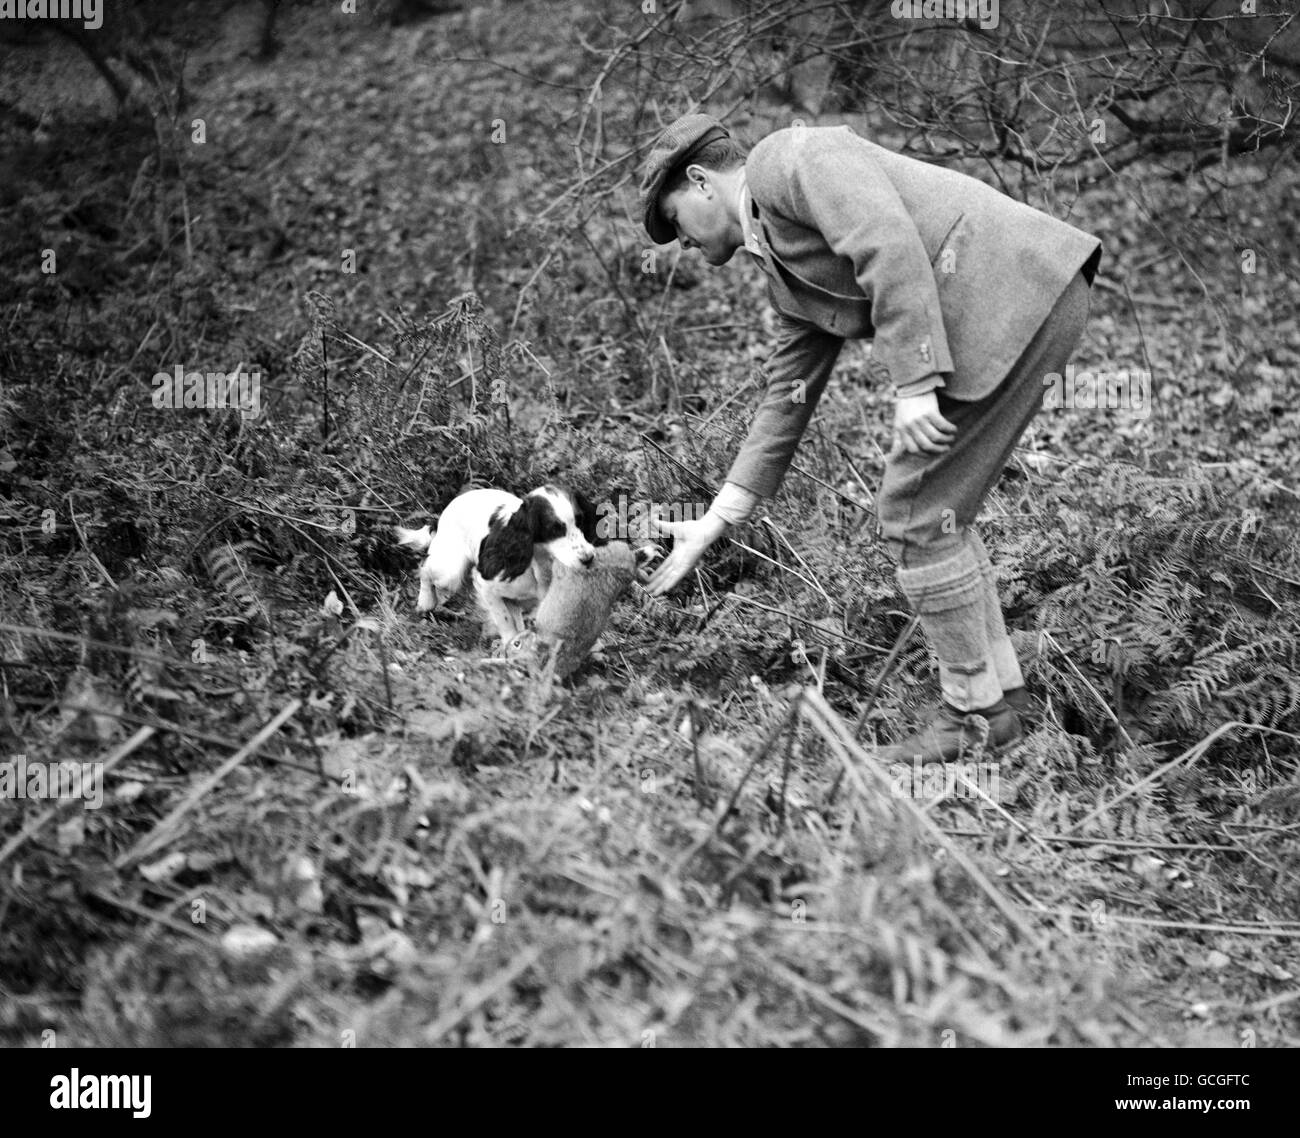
left=1, top=1, right=1298, bottom=1046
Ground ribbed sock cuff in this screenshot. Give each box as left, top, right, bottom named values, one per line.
left=895, top=545, right=984, bottom=614
left=966, top=529, right=1024, bottom=692
left=897, top=545, right=1003, bottom=710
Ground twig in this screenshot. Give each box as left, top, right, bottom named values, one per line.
left=942, top=828, right=1240, bottom=853
left=1062, top=720, right=1300, bottom=836
left=1248, top=988, right=1300, bottom=1014
left=26, top=701, right=319, bottom=776
left=63, top=494, right=116, bottom=588
left=423, top=946, right=542, bottom=1044
left=687, top=699, right=707, bottom=807
left=787, top=459, right=873, bottom=515
left=723, top=538, right=823, bottom=595
left=0, top=727, right=156, bottom=870
left=802, top=689, right=1045, bottom=948
left=86, top=886, right=211, bottom=944
left=824, top=613, right=919, bottom=806
left=765, top=959, right=893, bottom=1043
left=1042, top=630, right=1137, bottom=750
left=115, top=699, right=302, bottom=868
left=0, top=621, right=238, bottom=676
left=725, top=593, right=888, bottom=653
left=833, top=441, right=877, bottom=508
left=673, top=691, right=803, bottom=875
left=1020, top=906, right=1300, bottom=938
left=506, top=249, right=556, bottom=340
left=755, top=517, right=834, bottom=609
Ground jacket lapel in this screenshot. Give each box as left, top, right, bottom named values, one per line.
left=751, top=209, right=874, bottom=337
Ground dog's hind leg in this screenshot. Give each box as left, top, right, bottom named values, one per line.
left=416, top=565, right=439, bottom=612
left=418, top=537, right=473, bottom=613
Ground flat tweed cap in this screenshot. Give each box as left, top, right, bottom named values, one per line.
left=639, top=113, right=731, bottom=244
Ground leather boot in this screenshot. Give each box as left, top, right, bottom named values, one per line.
left=916, top=685, right=1033, bottom=724
left=877, top=699, right=1023, bottom=763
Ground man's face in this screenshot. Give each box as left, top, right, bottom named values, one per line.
left=660, top=165, right=740, bottom=265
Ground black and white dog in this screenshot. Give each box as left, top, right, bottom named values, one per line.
left=395, top=485, right=600, bottom=643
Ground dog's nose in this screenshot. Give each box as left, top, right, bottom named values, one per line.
left=580, top=550, right=595, bottom=566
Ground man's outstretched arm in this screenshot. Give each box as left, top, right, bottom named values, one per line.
left=724, top=313, right=843, bottom=500
left=645, top=314, right=841, bottom=595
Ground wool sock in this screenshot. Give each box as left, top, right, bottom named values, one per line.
left=966, top=527, right=1026, bottom=694
left=896, top=543, right=1003, bottom=713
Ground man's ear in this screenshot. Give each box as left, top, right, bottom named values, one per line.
left=686, top=163, right=711, bottom=194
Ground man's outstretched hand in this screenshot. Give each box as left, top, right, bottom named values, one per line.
left=891, top=390, right=957, bottom=456
left=643, top=513, right=728, bottom=596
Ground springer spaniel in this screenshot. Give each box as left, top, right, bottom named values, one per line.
left=395, top=485, right=600, bottom=644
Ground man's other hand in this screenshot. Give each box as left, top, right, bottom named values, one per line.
left=890, top=391, right=957, bottom=456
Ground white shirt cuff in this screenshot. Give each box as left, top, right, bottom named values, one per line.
left=708, top=481, right=761, bottom=526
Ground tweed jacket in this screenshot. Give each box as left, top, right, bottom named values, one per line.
left=724, top=124, right=1102, bottom=499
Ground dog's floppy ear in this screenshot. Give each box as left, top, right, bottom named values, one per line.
left=572, top=489, right=604, bottom=546
left=477, top=501, right=538, bottom=581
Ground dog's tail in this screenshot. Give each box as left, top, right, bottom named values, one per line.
left=394, top=524, right=434, bottom=552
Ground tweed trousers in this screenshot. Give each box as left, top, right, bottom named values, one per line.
left=881, top=269, right=1092, bottom=709
left=877, top=268, right=1092, bottom=567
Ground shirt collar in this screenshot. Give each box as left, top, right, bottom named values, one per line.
left=735, top=171, right=765, bottom=262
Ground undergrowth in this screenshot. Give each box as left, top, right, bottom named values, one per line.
left=1, top=0, right=1297, bottom=1047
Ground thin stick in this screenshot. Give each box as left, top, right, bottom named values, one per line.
left=0, top=620, right=237, bottom=676
left=673, top=692, right=803, bottom=876
left=825, top=614, right=920, bottom=806
left=0, top=726, right=156, bottom=870
left=1248, top=988, right=1300, bottom=1014
left=688, top=700, right=707, bottom=807
left=1061, top=720, right=1300, bottom=836
left=87, top=886, right=211, bottom=944
left=942, top=828, right=1240, bottom=853
left=507, top=249, right=556, bottom=340
left=725, top=537, right=823, bottom=594
left=851, top=616, right=921, bottom=741
left=423, top=946, right=542, bottom=1044
left=1021, top=906, right=1300, bottom=939
left=765, top=959, right=892, bottom=1043
left=802, top=689, right=1044, bottom=948
left=787, top=459, right=872, bottom=514
left=115, top=699, right=301, bottom=868
left=63, top=494, right=116, bottom=588
left=1042, top=630, right=1137, bottom=750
